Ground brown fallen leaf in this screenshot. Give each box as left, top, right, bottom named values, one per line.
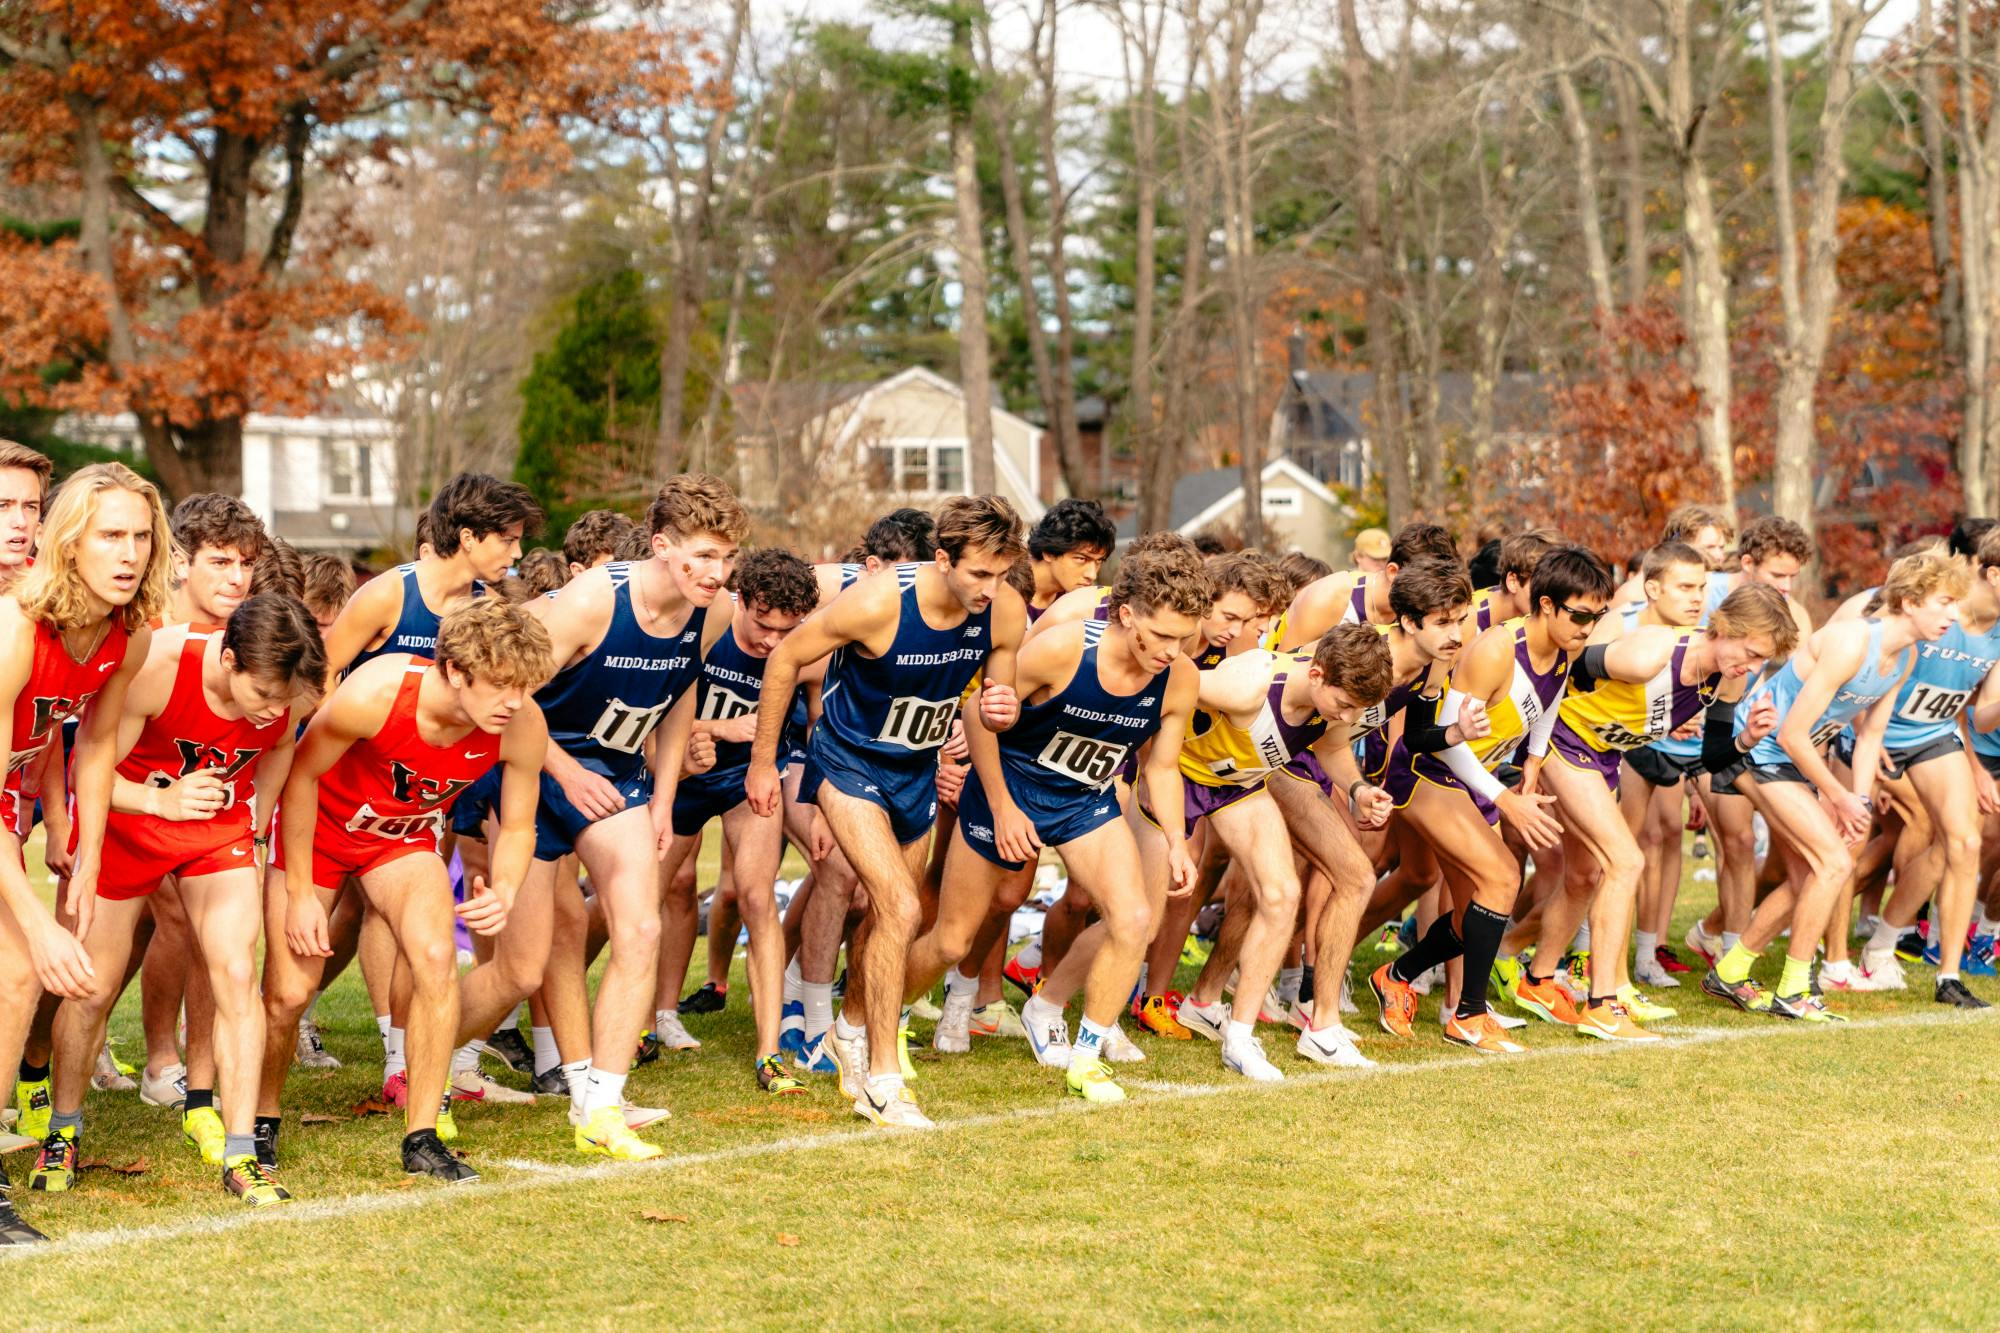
left=79, top=1156, right=148, bottom=1176
left=301, top=1113, right=348, bottom=1125
left=350, top=1098, right=392, bottom=1118
left=641, top=1211, right=690, bottom=1224
left=776, top=1233, right=800, bottom=1247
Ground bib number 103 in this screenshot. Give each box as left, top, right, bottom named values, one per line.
left=876, top=696, right=957, bottom=750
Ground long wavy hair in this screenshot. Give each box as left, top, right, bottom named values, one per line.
left=17, top=462, right=172, bottom=632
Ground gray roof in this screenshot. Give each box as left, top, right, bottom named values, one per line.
left=1113, top=465, right=1257, bottom=540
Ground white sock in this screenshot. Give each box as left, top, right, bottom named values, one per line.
left=581, top=1066, right=627, bottom=1117
left=1223, top=1018, right=1254, bottom=1048
left=1721, top=931, right=1741, bottom=955
left=655, top=1007, right=676, bottom=1030
left=1980, top=911, right=2000, bottom=936
left=1939, top=970, right=1961, bottom=983
left=1865, top=918, right=1902, bottom=962
left=943, top=968, right=978, bottom=1000
left=450, top=1042, right=480, bottom=1077
left=531, top=1026, right=560, bottom=1077
left=1634, top=931, right=1658, bottom=962
left=1021, top=993, right=1059, bottom=1027
left=382, top=1025, right=406, bottom=1080
left=834, top=1009, right=866, bottom=1041
left=1014, top=939, right=1043, bottom=970
left=1277, top=966, right=1303, bottom=1005
left=1573, top=922, right=1591, bottom=952
left=1135, top=963, right=1148, bottom=995
left=1072, top=1016, right=1113, bottom=1062
left=805, top=983, right=835, bottom=1040
left=375, top=1013, right=392, bottom=1043
left=563, top=1059, right=591, bottom=1114
left=783, top=957, right=804, bottom=1006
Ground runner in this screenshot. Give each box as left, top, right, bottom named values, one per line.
left=1469, top=528, right=1559, bottom=631
left=1278, top=521, right=1460, bottom=642
left=34, top=597, right=321, bottom=1206
left=746, top=495, right=1028, bottom=1129
left=256, top=597, right=552, bottom=1181
left=0, top=463, right=169, bottom=1246
left=0, top=441, right=49, bottom=585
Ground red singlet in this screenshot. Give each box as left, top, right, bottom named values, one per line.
left=4, top=616, right=130, bottom=834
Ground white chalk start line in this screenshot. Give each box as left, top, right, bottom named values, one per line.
left=9, top=1006, right=1989, bottom=1261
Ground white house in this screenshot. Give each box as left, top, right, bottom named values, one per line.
left=1115, top=456, right=1359, bottom=565
left=55, top=412, right=416, bottom=551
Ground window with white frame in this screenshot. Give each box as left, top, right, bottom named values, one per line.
left=872, top=438, right=967, bottom=496
left=326, top=440, right=372, bottom=501
left=1262, top=487, right=1302, bottom=516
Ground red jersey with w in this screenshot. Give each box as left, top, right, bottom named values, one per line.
left=318, top=659, right=497, bottom=848
left=116, top=630, right=285, bottom=842
left=4, top=617, right=130, bottom=833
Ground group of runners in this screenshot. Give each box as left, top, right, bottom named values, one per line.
left=2, top=449, right=1995, bottom=1246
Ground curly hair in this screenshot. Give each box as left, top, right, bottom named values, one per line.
left=518, top=549, right=570, bottom=597
left=435, top=596, right=556, bottom=691
left=648, top=473, right=748, bottom=544
left=1204, top=551, right=1289, bottom=615
left=733, top=548, right=819, bottom=618
left=1110, top=544, right=1213, bottom=620
left=1736, top=516, right=1813, bottom=567
left=1387, top=556, right=1472, bottom=628
left=172, top=492, right=267, bottom=564
left=563, top=509, right=635, bottom=569
left=1028, top=499, right=1117, bottom=561
left=1880, top=548, right=1973, bottom=613
left=428, top=473, right=543, bottom=557
left=1311, top=622, right=1392, bottom=705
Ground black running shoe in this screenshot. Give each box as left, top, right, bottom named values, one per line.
left=1935, top=977, right=1991, bottom=1010
left=1897, top=929, right=1929, bottom=963
left=402, top=1130, right=478, bottom=1184
left=253, top=1119, right=279, bottom=1168
left=478, top=1027, right=534, bottom=1075
left=681, top=982, right=727, bottom=1015
left=0, top=1154, right=10, bottom=1192
left=531, top=1065, right=570, bottom=1097
left=633, top=1030, right=661, bottom=1067
left=0, top=1196, right=46, bottom=1245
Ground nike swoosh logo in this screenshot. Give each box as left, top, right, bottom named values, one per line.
left=463, top=751, right=482, bottom=760
left=231, top=847, right=247, bottom=857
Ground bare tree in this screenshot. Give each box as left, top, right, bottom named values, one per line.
left=1950, top=0, right=2000, bottom=513
left=955, top=4, right=997, bottom=494
left=1552, top=44, right=1616, bottom=322
left=1107, top=0, right=1172, bottom=523
left=1207, top=0, right=1269, bottom=544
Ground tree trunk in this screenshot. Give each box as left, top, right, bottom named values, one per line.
left=1339, top=0, right=1411, bottom=525
left=1471, top=90, right=1523, bottom=462
left=1919, top=0, right=1962, bottom=362
left=1120, top=1, right=1167, bottom=527
left=1763, top=0, right=1811, bottom=541
left=1668, top=0, right=1736, bottom=514
left=1031, top=0, right=1088, bottom=500
left=952, top=15, right=996, bottom=496
left=1613, top=68, right=1649, bottom=309
left=1554, top=63, right=1616, bottom=321
left=1212, top=0, right=1266, bottom=546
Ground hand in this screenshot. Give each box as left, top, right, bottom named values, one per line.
left=1496, top=788, right=1562, bottom=850
left=154, top=768, right=230, bottom=821
left=557, top=764, right=626, bottom=823
left=980, top=681, right=1019, bottom=732
left=285, top=892, right=333, bottom=958
left=745, top=761, right=782, bottom=818
left=935, top=759, right=967, bottom=807
left=712, top=713, right=759, bottom=745
left=456, top=875, right=511, bottom=936
left=62, top=866, right=97, bottom=941
left=43, top=824, right=74, bottom=880
left=1517, top=757, right=1545, bottom=797
left=940, top=718, right=969, bottom=763
left=685, top=730, right=718, bottom=775
left=1669, top=718, right=1703, bottom=742
left=28, top=917, right=94, bottom=999
left=1456, top=697, right=1491, bottom=742
left=1976, top=764, right=2000, bottom=817
left=1348, top=783, right=1391, bottom=829
left=1685, top=797, right=1709, bottom=832
left=1165, top=841, right=1198, bottom=897
left=651, top=792, right=676, bottom=860
left=808, top=808, right=836, bottom=862
left=1741, top=696, right=1780, bottom=748
left=994, top=799, right=1042, bottom=866
left=1828, top=790, right=1873, bottom=844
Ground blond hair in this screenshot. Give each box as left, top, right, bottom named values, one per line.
left=435, top=596, right=556, bottom=690
left=1880, top=548, right=1973, bottom=614
left=18, top=463, right=170, bottom=631
left=1707, top=582, right=1799, bottom=660
left=648, top=474, right=748, bottom=544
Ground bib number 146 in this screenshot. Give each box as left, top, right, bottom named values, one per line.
left=877, top=696, right=957, bottom=750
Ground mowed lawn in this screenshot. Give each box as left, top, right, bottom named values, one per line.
left=5, top=842, right=2000, bottom=1328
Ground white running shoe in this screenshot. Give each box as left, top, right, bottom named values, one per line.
left=909, top=993, right=943, bottom=1023
left=140, top=1062, right=188, bottom=1110
left=829, top=1025, right=869, bottom=1100
left=855, top=1079, right=935, bottom=1129
left=1021, top=1000, right=1072, bottom=1068
left=1296, top=1023, right=1375, bottom=1069
left=295, top=1018, right=342, bottom=1069
left=92, top=1043, right=136, bottom=1093
left=655, top=1012, right=701, bottom=1051
left=1222, top=1034, right=1285, bottom=1082
left=1634, top=954, right=1680, bottom=989
left=1257, top=986, right=1294, bottom=1026
left=1338, top=973, right=1359, bottom=1015
left=452, top=1069, right=534, bottom=1105
left=567, top=1101, right=672, bottom=1130
left=1408, top=965, right=1440, bottom=997
left=1684, top=921, right=1723, bottom=967
left=1852, top=954, right=1907, bottom=991
left=1177, top=997, right=1228, bottom=1042
left=1101, top=1024, right=1146, bottom=1064
left=970, top=1000, right=1028, bottom=1040
left=933, top=992, right=974, bottom=1054
left=1489, top=1010, right=1528, bottom=1031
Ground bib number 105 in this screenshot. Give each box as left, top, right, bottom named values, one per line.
left=877, top=696, right=957, bottom=750
left=1036, top=731, right=1128, bottom=789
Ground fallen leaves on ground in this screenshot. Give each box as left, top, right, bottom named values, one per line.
left=79, top=1157, right=148, bottom=1175
left=641, top=1211, right=690, bottom=1224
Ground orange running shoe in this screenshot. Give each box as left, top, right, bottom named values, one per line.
left=1442, top=1010, right=1526, bottom=1054
left=1510, top=971, right=1581, bottom=1026
left=1134, top=995, right=1192, bottom=1039
left=1369, top=964, right=1417, bottom=1038
left=1575, top=999, right=1661, bottom=1042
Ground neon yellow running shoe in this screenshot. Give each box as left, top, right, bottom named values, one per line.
left=1491, top=955, right=1524, bottom=1000
left=1617, top=984, right=1677, bottom=1024
left=107, top=1041, right=137, bottom=1078
left=1065, top=1055, right=1127, bottom=1104
left=575, top=1105, right=662, bottom=1161
left=221, top=1155, right=292, bottom=1206
left=14, top=1077, right=51, bottom=1142
left=897, top=1026, right=918, bottom=1080
left=183, top=1105, right=226, bottom=1164
left=28, top=1126, right=76, bottom=1194
left=436, top=1106, right=458, bottom=1143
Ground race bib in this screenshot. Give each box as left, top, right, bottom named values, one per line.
left=1897, top=684, right=1969, bottom=725
left=589, top=697, right=670, bottom=754
left=876, top=696, right=958, bottom=751
left=1035, top=730, right=1129, bottom=790
left=1589, top=720, right=1650, bottom=751
left=344, top=803, right=444, bottom=842
left=1810, top=716, right=1847, bottom=748
left=696, top=685, right=756, bottom=723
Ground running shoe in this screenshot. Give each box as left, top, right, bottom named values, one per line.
left=1684, top=921, right=1723, bottom=967
left=1369, top=964, right=1417, bottom=1039
left=1134, top=995, right=1192, bottom=1040
left=854, top=1080, right=934, bottom=1129
left=632, top=1030, right=661, bottom=1068
left=92, top=1042, right=137, bottom=1092
left=1896, top=928, right=1929, bottom=962
left=681, top=982, right=727, bottom=1015
left=779, top=998, right=806, bottom=1045
left=1407, top=964, right=1440, bottom=997
left=1398, top=914, right=1419, bottom=950
left=1769, top=989, right=1847, bottom=1023
left=909, top=993, right=943, bottom=1023
left=1443, top=1010, right=1526, bottom=1054
left=140, top=1062, right=188, bottom=1110
left=453, top=1070, right=535, bottom=1105
left=1490, top=954, right=1524, bottom=1000
left=1963, top=935, right=1996, bottom=977
left=254, top=1120, right=279, bottom=1168
left=575, top=1105, right=662, bottom=1161
left=795, top=1032, right=840, bottom=1076
left=1576, top=1000, right=1660, bottom=1042
left=1101, top=1025, right=1146, bottom=1064
left=1003, top=954, right=1042, bottom=997
left=1935, top=977, right=1992, bottom=1010
left=222, top=1157, right=292, bottom=1207
left=531, top=1065, right=571, bottom=1097
left=296, top=1018, right=343, bottom=1070
left=473, top=1027, right=531, bottom=1075
left=1616, top=984, right=1677, bottom=1023
left=1510, top=971, right=1581, bottom=1026
left=1296, top=1022, right=1376, bottom=1068
left=382, top=1070, right=409, bottom=1108
left=1021, top=1003, right=1072, bottom=1068
left=1176, top=997, right=1228, bottom=1043
left=897, top=1026, right=918, bottom=1079
left=0, top=1196, right=46, bottom=1246
left=655, top=1012, right=701, bottom=1051
left=436, top=1105, right=458, bottom=1143
left=757, top=1054, right=807, bottom=1095
left=1179, top=935, right=1213, bottom=968
left=933, top=992, right=974, bottom=1054
left=1065, top=1055, right=1127, bottom=1104
left=1655, top=945, right=1694, bottom=975
left=1633, top=952, right=1679, bottom=989
left=1701, top=968, right=1773, bottom=1013
left=1559, top=952, right=1591, bottom=1002
left=1922, top=938, right=1944, bottom=968
left=1338, top=973, right=1359, bottom=1015
left=1257, top=986, right=1296, bottom=1027
left=968, top=1000, right=1027, bottom=1039
left=183, top=1106, right=226, bottom=1164
left=1374, top=922, right=1404, bottom=955
left=827, top=1025, right=869, bottom=1099
left=403, top=1129, right=480, bottom=1182
left=28, top=1127, right=76, bottom=1193
left=1221, top=1034, right=1284, bottom=1082
left=1853, top=955, right=1908, bottom=991
left=14, top=1077, right=51, bottom=1142
left=564, top=1102, right=672, bottom=1131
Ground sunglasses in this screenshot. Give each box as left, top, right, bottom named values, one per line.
left=1557, top=602, right=1607, bottom=626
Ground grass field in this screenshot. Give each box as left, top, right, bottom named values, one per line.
left=5, top=840, right=2000, bottom=1329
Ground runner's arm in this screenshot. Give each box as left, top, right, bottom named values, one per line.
left=487, top=702, right=548, bottom=906
left=65, top=622, right=153, bottom=931
left=1775, top=622, right=1868, bottom=799
left=976, top=586, right=1027, bottom=733
left=749, top=575, right=887, bottom=774
left=280, top=669, right=391, bottom=901
left=1146, top=659, right=1201, bottom=892
left=1276, top=573, right=1353, bottom=651
left=648, top=685, right=701, bottom=859
left=250, top=716, right=295, bottom=844
left=1846, top=653, right=1916, bottom=807
left=318, top=572, right=397, bottom=683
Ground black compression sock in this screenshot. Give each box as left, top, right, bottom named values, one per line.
left=184, top=1088, right=214, bottom=1113
left=1298, top=964, right=1317, bottom=1007
left=1389, top=915, right=1464, bottom=985
left=17, top=1060, right=48, bottom=1082
left=1454, top=902, right=1510, bottom=1019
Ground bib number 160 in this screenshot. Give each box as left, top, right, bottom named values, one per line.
left=877, top=696, right=957, bottom=750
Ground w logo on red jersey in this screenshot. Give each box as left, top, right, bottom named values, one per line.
left=7, top=694, right=85, bottom=773
left=172, top=739, right=260, bottom=783
left=390, top=760, right=470, bottom=812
